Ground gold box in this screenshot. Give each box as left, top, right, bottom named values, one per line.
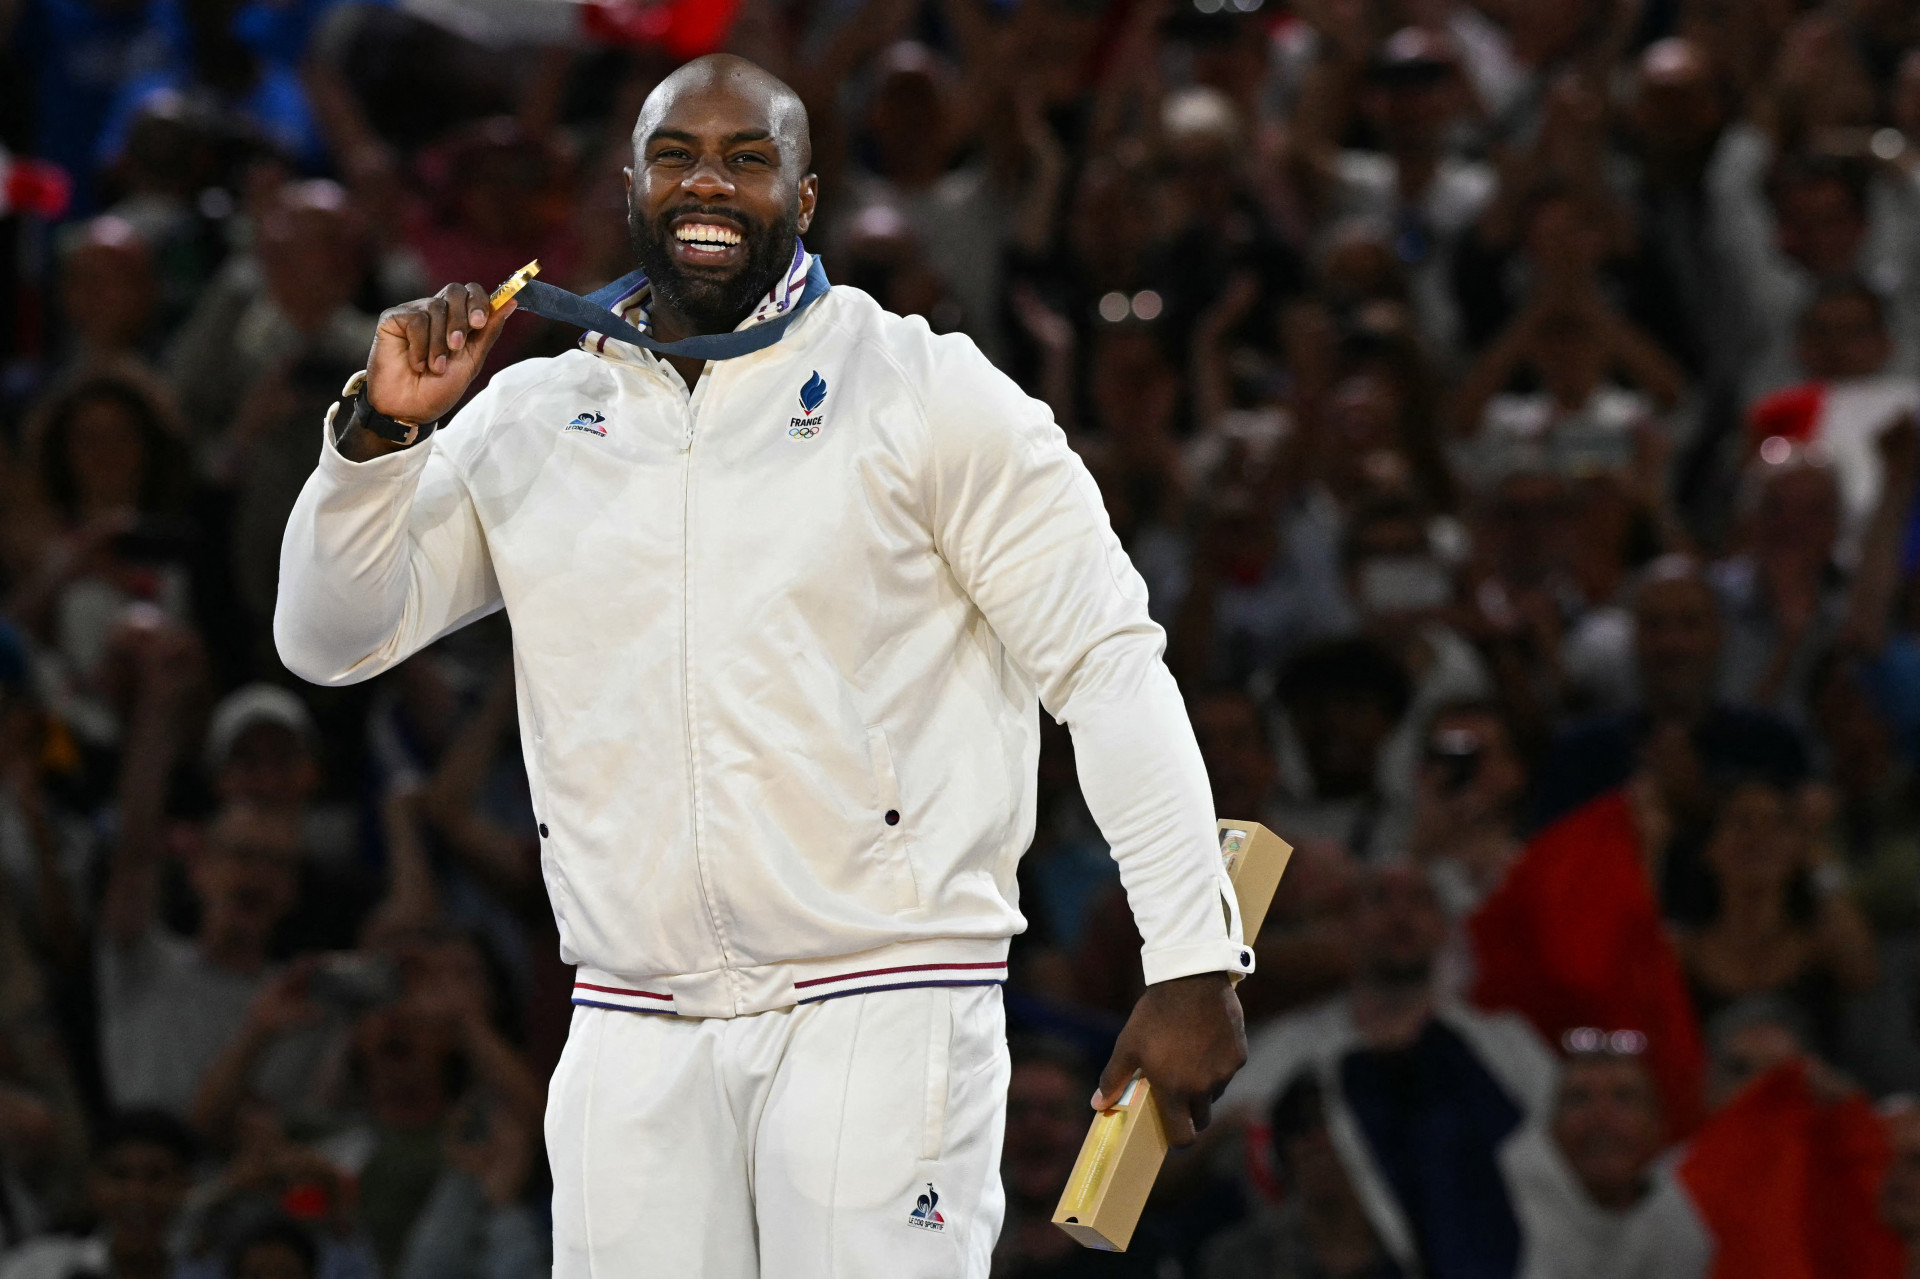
left=1050, top=819, right=1294, bottom=1251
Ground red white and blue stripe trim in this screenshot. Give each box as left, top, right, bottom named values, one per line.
left=792, top=960, right=1008, bottom=1005
left=570, top=981, right=678, bottom=1015
left=570, top=959, right=1007, bottom=1017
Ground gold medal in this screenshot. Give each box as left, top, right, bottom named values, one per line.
left=490, top=260, right=541, bottom=310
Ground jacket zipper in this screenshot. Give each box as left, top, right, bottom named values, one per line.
left=677, top=376, right=735, bottom=987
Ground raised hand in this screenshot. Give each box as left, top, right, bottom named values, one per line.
left=363, top=282, right=516, bottom=430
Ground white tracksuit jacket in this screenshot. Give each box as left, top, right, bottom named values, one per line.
left=275, top=282, right=1249, bottom=1019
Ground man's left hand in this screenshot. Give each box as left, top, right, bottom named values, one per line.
left=1092, top=972, right=1247, bottom=1146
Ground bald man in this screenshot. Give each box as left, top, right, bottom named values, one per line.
left=276, top=56, right=1251, bottom=1277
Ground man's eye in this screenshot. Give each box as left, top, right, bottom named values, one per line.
left=653, top=149, right=691, bottom=163
left=732, top=153, right=769, bottom=167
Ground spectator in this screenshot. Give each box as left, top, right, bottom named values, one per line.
left=1342, top=498, right=1493, bottom=815
left=1880, top=1102, right=1920, bottom=1272
left=1707, top=449, right=1849, bottom=723
left=1165, top=468, right=1351, bottom=691
left=225, top=1219, right=320, bottom=1279
left=1448, top=295, right=1683, bottom=489
left=5, top=0, right=191, bottom=214
left=843, top=40, right=1017, bottom=362
left=53, top=216, right=160, bottom=372
left=1501, top=1042, right=1711, bottom=1279
left=1191, top=685, right=1352, bottom=1018
left=97, top=794, right=333, bottom=1119
left=1409, top=699, right=1527, bottom=998
left=1811, top=651, right=1920, bottom=932
left=1225, top=862, right=1559, bottom=1278
left=0, top=1110, right=197, bottom=1279
left=1746, top=279, right=1920, bottom=550
left=1293, top=27, right=1493, bottom=367
left=164, top=178, right=374, bottom=631
left=203, top=684, right=372, bottom=951
left=1619, top=38, right=1740, bottom=386
left=992, top=1036, right=1158, bottom=1278
left=1529, top=557, right=1809, bottom=863
left=1676, top=775, right=1878, bottom=1060
left=1200, top=1076, right=1396, bottom=1279
left=6, top=364, right=197, bottom=747
left=1714, top=144, right=1919, bottom=405
left=1270, top=638, right=1415, bottom=861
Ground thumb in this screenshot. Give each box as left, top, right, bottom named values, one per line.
left=463, top=298, right=517, bottom=365
left=1093, top=1052, right=1139, bottom=1112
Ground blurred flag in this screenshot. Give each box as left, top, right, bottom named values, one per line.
left=1677, top=1060, right=1902, bottom=1279
left=1468, top=790, right=1707, bottom=1138
left=0, top=147, right=72, bottom=220
left=580, top=0, right=746, bottom=59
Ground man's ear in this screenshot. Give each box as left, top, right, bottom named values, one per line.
left=796, top=173, right=819, bottom=235
left=623, top=166, right=634, bottom=194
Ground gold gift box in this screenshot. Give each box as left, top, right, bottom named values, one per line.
left=1051, top=820, right=1294, bottom=1252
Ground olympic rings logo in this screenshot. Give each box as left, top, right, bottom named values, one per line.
left=789, top=424, right=820, bottom=438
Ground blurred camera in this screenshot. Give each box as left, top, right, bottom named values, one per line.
left=307, top=953, right=401, bottom=1011
left=1425, top=727, right=1483, bottom=796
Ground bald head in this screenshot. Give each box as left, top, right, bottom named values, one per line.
left=634, top=55, right=812, bottom=176
left=625, top=55, right=820, bottom=338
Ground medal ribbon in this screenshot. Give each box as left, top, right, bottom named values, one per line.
left=511, top=254, right=829, bottom=361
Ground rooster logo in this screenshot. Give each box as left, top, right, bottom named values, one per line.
left=907, top=1183, right=946, bottom=1230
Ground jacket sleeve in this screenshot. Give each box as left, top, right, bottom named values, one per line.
left=916, top=332, right=1250, bottom=987
left=274, top=398, right=503, bottom=687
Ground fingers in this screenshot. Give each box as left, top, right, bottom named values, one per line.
left=1093, top=1054, right=1138, bottom=1111
left=438, top=283, right=508, bottom=370
left=466, top=294, right=516, bottom=363
left=379, top=283, right=498, bottom=380
left=378, top=306, right=432, bottom=375
left=441, top=282, right=489, bottom=355
left=426, top=294, right=450, bottom=374
left=1156, top=1088, right=1199, bottom=1147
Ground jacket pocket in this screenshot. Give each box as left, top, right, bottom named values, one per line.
left=921, top=988, right=953, bottom=1161
left=866, top=725, right=923, bottom=909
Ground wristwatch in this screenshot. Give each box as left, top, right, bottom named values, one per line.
left=326, top=369, right=437, bottom=448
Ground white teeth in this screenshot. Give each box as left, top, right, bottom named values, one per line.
left=674, top=224, right=741, bottom=246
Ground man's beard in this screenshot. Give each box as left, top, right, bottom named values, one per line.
left=628, top=200, right=800, bottom=334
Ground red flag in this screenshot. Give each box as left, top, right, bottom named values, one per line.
left=1748, top=382, right=1826, bottom=448
left=581, top=0, right=745, bottom=60
left=1677, top=1061, right=1902, bottom=1279
left=1468, top=790, right=1706, bottom=1137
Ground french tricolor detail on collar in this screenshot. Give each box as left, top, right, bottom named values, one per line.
left=584, top=241, right=814, bottom=357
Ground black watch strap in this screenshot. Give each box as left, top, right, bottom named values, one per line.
left=326, top=370, right=438, bottom=448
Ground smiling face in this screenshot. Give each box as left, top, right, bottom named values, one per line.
left=626, top=56, right=818, bottom=336
left=1552, top=1056, right=1665, bottom=1210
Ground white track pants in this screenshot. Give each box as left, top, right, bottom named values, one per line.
left=546, top=984, right=1010, bottom=1278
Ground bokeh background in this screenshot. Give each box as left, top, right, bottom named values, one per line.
left=4, top=0, right=1920, bottom=1276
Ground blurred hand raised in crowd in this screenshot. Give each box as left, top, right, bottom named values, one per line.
left=446, top=1099, right=538, bottom=1207
left=243, top=958, right=326, bottom=1040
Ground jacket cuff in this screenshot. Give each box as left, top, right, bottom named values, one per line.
left=1141, top=939, right=1255, bottom=988
left=317, top=411, right=435, bottom=476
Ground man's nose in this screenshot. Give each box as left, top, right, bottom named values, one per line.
left=682, top=153, right=737, bottom=201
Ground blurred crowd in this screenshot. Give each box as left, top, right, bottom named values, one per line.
left=10, top=0, right=1920, bottom=1276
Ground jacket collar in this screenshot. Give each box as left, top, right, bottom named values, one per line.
left=582, top=241, right=814, bottom=360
